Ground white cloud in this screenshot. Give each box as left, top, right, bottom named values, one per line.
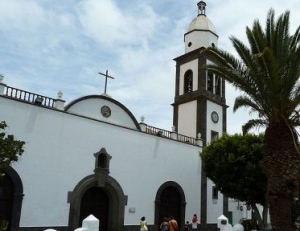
left=1, top=0, right=299, bottom=134
left=0, top=0, right=45, bottom=30
left=77, top=0, right=167, bottom=52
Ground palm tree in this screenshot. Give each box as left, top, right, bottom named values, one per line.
left=203, top=9, right=300, bottom=231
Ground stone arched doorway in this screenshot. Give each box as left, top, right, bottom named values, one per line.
left=68, top=174, right=127, bottom=231
left=154, top=181, right=186, bottom=231
left=0, top=167, right=23, bottom=231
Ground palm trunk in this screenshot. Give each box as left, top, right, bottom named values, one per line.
left=263, top=123, right=300, bottom=231
left=262, top=204, right=269, bottom=229
left=251, top=203, right=263, bottom=229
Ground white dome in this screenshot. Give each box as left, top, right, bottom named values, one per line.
left=187, top=14, right=216, bottom=34
left=183, top=1, right=218, bottom=53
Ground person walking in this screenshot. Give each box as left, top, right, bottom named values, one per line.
left=160, top=217, right=169, bottom=231
left=191, top=214, right=198, bottom=231
left=140, top=216, right=148, bottom=231
left=169, top=216, right=178, bottom=231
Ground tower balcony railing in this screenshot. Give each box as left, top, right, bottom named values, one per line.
left=3, top=85, right=56, bottom=108
left=139, top=120, right=203, bottom=147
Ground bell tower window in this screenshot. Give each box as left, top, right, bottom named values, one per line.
left=184, top=70, right=193, bottom=93
left=207, top=71, right=213, bottom=92
left=215, top=75, right=221, bottom=96
left=207, top=72, right=222, bottom=96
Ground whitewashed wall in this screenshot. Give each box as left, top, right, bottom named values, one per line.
left=1, top=96, right=202, bottom=227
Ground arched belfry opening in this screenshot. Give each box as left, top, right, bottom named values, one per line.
left=68, top=148, right=127, bottom=231
left=184, top=70, right=193, bottom=93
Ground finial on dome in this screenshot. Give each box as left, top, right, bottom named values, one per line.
left=197, top=1, right=206, bottom=15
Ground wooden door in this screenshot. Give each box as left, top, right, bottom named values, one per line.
left=158, top=186, right=181, bottom=226
left=79, top=187, right=109, bottom=231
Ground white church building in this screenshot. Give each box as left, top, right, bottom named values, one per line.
left=0, top=2, right=251, bottom=231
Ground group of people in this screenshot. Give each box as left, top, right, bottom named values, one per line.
left=140, top=214, right=199, bottom=231
left=160, top=216, right=179, bottom=231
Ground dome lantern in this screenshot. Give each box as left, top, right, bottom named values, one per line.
left=197, top=1, right=206, bottom=15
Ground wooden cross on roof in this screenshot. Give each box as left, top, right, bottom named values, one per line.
left=98, top=70, right=115, bottom=95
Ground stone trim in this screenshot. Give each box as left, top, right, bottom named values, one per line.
left=68, top=174, right=127, bottom=231
left=4, top=167, right=24, bottom=231
left=154, top=181, right=186, bottom=231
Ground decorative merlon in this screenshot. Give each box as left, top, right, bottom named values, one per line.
left=170, top=125, right=178, bottom=140
left=0, top=74, right=6, bottom=95
left=196, top=133, right=203, bottom=147
left=139, top=116, right=147, bottom=132
left=54, top=90, right=65, bottom=110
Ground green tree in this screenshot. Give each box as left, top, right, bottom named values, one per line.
left=201, top=133, right=267, bottom=229
left=0, top=121, right=25, bottom=176
left=203, top=9, right=300, bottom=231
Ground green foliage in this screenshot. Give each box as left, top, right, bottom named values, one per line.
left=240, top=219, right=258, bottom=231
left=200, top=133, right=267, bottom=205
left=0, top=219, right=8, bottom=231
left=203, top=10, right=300, bottom=132
left=0, top=121, right=25, bottom=176
left=293, top=199, right=300, bottom=230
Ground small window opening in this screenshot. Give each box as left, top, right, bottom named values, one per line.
left=98, top=153, right=107, bottom=168
left=211, top=131, right=219, bottom=141
left=215, top=75, right=221, bottom=96
left=207, top=72, right=213, bottom=92
left=212, top=186, right=218, bottom=200
left=94, top=147, right=111, bottom=171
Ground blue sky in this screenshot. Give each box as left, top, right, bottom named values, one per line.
left=0, top=0, right=299, bottom=135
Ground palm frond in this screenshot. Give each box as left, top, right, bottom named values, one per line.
left=242, top=119, right=267, bottom=135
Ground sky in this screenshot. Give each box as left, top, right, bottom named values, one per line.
left=0, top=0, right=299, bottom=135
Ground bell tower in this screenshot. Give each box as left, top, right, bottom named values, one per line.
left=172, top=0, right=227, bottom=144
left=172, top=1, right=228, bottom=227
